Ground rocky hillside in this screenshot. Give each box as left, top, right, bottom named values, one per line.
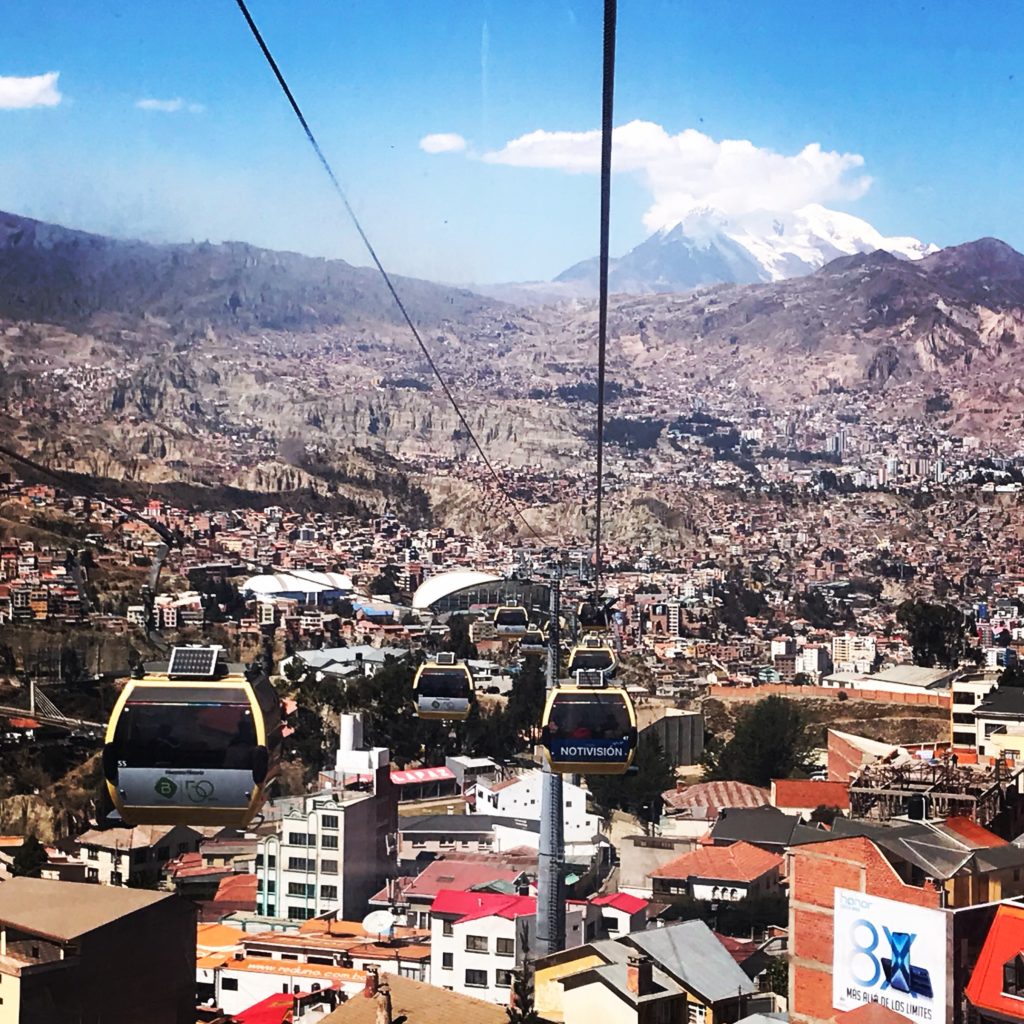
left=0, top=209, right=501, bottom=331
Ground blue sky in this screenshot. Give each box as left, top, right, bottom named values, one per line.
left=2, top=1, right=1023, bottom=282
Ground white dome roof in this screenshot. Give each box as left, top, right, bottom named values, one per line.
left=411, top=570, right=503, bottom=610
left=243, top=570, right=353, bottom=596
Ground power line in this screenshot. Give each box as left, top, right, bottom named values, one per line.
left=592, top=0, right=617, bottom=591
left=233, top=0, right=543, bottom=542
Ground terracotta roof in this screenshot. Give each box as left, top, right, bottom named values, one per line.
left=371, top=858, right=526, bottom=905
left=661, top=781, right=770, bottom=817
left=650, top=841, right=783, bottom=884
left=214, top=873, right=257, bottom=903
left=771, top=778, right=850, bottom=810
left=942, top=815, right=1008, bottom=848
left=834, top=1003, right=917, bottom=1024
left=965, top=902, right=1024, bottom=1017
left=321, top=973, right=506, bottom=1024
left=590, top=892, right=648, bottom=914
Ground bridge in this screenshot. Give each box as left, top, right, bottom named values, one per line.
left=0, top=680, right=106, bottom=737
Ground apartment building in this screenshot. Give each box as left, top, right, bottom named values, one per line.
left=0, top=877, right=195, bottom=1024
left=257, top=716, right=397, bottom=921
left=952, top=672, right=998, bottom=749
left=830, top=634, right=876, bottom=672
left=429, top=890, right=588, bottom=1004
left=74, top=824, right=204, bottom=887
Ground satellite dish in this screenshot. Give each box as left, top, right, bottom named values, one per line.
left=362, top=910, right=397, bottom=938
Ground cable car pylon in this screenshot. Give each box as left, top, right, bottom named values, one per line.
left=536, top=569, right=565, bottom=957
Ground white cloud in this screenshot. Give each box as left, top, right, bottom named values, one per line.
left=419, top=132, right=467, bottom=154
left=0, top=72, right=62, bottom=110
left=482, top=119, right=872, bottom=232
left=135, top=97, right=204, bottom=114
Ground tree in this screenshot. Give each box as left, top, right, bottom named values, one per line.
left=12, top=834, right=47, bottom=878
left=896, top=600, right=965, bottom=668
left=588, top=735, right=675, bottom=824
left=444, top=615, right=478, bottom=660
left=764, top=956, right=788, bottom=997
left=810, top=804, right=842, bottom=826
left=705, top=697, right=814, bottom=787
left=999, top=662, right=1024, bottom=688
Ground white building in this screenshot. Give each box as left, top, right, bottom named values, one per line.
left=831, top=634, right=876, bottom=673
left=256, top=715, right=396, bottom=921
left=952, top=672, right=997, bottom=749
left=469, top=771, right=602, bottom=847
left=430, top=890, right=588, bottom=1003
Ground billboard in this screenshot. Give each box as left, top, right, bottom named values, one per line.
left=833, top=888, right=949, bottom=1021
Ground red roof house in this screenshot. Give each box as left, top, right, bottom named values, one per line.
left=966, top=902, right=1024, bottom=1020
left=650, top=841, right=784, bottom=902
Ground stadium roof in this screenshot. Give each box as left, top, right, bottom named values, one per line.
left=411, top=570, right=503, bottom=610
left=242, top=570, right=353, bottom=597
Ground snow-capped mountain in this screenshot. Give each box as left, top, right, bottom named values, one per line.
left=555, top=204, right=938, bottom=295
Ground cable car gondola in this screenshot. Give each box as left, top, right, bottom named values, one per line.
left=492, top=605, right=531, bottom=636
left=566, top=636, right=617, bottom=679
left=577, top=595, right=616, bottom=634
left=520, top=627, right=548, bottom=654
left=103, top=645, right=282, bottom=827
left=540, top=681, right=637, bottom=775
left=413, top=652, right=474, bottom=721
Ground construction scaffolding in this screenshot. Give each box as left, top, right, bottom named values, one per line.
left=849, top=754, right=1024, bottom=828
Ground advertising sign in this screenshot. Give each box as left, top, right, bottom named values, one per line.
left=833, top=888, right=948, bottom=1021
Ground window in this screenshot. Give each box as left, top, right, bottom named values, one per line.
left=496, top=938, right=514, bottom=957
left=465, top=969, right=487, bottom=988
left=953, top=691, right=977, bottom=704
left=287, top=857, right=311, bottom=871
left=287, top=832, right=309, bottom=846
left=266, top=903, right=276, bottom=916
left=256, top=853, right=264, bottom=867
left=1003, top=955, right=1024, bottom=996
left=321, top=859, right=338, bottom=874
left=87, top=868, right=99, bottom=881
left=110, top=872, right=123, bottom=886
left=321, top=814, right=338, bottom=829
left=442, top=953, right=453, bottom=970
left=86, top=848, right=98, bottom=861
left=287, top=882, right=314, bottom=897
left=268, top=855, right=276, bottom=869
left=222, top=978, right=239, bottom=992
left=288, top=906, right=315, bottom=920
left=953, top=712, right=975, bottom=724
left=496, top=969, right=513, bottom=987
left=321, top=835, right=339, bottom=850
left=321, top=884, right=338, bottom=900
left=602, top=914, right=620, bottom=934
left=687, top=1004, right=707, bottom=1024
left=466, top=935, right=488, bottom=953
left=267, top=880, right=276, bottom=894
left=442, top=920, right=454, bottom=937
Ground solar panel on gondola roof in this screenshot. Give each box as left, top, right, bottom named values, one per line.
left=167, top=646, right=219, bottom=678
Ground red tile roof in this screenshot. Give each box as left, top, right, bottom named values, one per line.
left=431, top=889, right=535, bottom=923
left=942, top=815, right=1008, bottom=848
left=771, top=779, right=850, bottom=811
left=965, top=903, right=1024, bottom=1017
left=650, top=841, right=783, bottom=884
left=661, top=781, right=770, bottom=816
left=589, top=892, right=648, bottom=914
left=370, top=859, right=525, bottom=906
left=215, top=873, right=257, bottom=903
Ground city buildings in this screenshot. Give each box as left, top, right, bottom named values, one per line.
left=0, top=877, right=195, bottom=1024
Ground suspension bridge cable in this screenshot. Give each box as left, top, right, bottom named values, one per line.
left=233, top=0, right=543, bottom=541
left=592, top=0, right=617, bottom=592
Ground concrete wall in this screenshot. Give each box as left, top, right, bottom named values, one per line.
left=641, top=711, right=704, bottom=766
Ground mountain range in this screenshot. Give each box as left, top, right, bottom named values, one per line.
left=554, top=204, right=938, bottom=296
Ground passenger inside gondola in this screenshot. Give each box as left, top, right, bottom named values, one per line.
left=418, top=671, right=470, bottom=699
left=115, top=702, right=256, bottom=770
